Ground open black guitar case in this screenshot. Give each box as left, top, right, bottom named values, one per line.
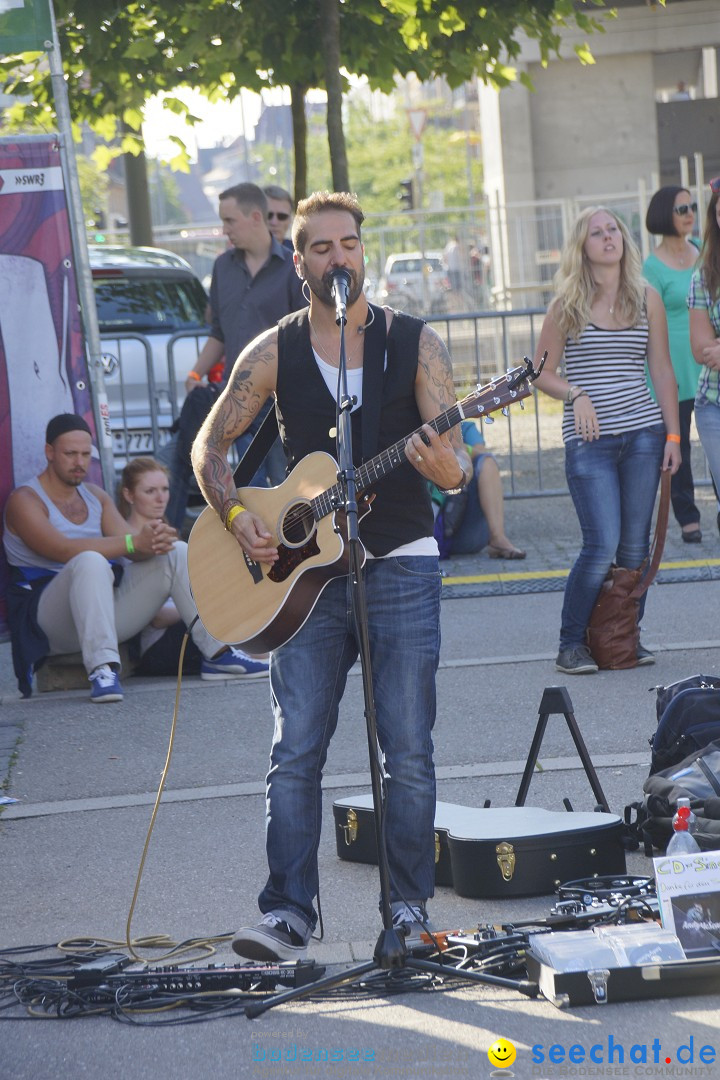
left=332, top=687, right=627, bottom=898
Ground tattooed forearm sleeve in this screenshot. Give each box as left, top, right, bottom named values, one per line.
left=416, top=324, right=463, bottom=452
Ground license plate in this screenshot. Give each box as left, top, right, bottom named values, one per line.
left=113, top=428, right=171, bottom=455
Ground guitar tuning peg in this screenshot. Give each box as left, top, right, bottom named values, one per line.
left=501, top=407, right=509, bottom=417
left=484, top=415, right=494, bottom=425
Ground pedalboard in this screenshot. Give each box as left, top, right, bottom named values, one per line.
left=69, top=959, right=325, bottom=995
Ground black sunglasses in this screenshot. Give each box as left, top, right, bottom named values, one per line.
left=268, top=211, right=290, bottom=222
left=674, top=202, right=698, bottom=216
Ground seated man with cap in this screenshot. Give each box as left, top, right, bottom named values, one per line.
left=3, top=413, right=267, bottom=701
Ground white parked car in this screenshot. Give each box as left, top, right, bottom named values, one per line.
left=90, top=246, right=209, bottom=463
left=377, top=251, right=450, bottom=315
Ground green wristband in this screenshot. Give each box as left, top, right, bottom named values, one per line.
left=125, top=533, right=135, bottom=555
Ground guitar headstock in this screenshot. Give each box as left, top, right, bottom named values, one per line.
left=460, top=355, right=543, bottom=422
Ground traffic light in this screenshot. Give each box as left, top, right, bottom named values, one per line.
left=398, top=178, right=414, bottom=211
left=92, top=208, right=107, bottom=243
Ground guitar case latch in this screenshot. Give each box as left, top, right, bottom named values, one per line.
left=496, top=841, right=516, bottom=881
left=342, top=808, right=358, bottom=846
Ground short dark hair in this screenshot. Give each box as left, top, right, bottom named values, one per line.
left=219, top=182, right=268, bottom=217
left=292, top=191, right=364, bottom=255
left=263, top=184, right=293, bottom=206
left=46, top=413, right=92, bottom=445
left=645, top=185, right=690, bottom=237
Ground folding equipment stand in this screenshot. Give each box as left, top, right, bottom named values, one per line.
left=515, top=685, right=611, bottom=812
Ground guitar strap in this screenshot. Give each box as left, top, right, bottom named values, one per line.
left=360, top=303, right=387, bottom=463
left=232, top=406, right=279, bottom=487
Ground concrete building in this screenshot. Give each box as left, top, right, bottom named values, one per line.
left=479, top=0, right=719, bottom=306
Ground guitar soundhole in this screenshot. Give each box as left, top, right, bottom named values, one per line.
left=279, top=499, right=316, bottom=548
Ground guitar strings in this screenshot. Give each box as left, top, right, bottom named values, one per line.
left=278, top=372, right=526, bottom=538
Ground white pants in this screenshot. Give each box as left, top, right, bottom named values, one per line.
left=36, top=541, right=224, bottom=675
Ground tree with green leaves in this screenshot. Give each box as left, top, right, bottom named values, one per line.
left=0, top=0, right=622, bottom=229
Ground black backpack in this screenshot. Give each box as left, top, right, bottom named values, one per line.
left=649, top=674, right=720, bottom=774
left=626, top=739, right=720, bottom=854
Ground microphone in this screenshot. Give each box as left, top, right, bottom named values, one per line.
left=330, top=268, right=352, bottom=324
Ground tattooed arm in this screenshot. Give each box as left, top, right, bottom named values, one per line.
left=404, top=323, right=471, bottom=491
left=191, top=328, right=280, bottom=563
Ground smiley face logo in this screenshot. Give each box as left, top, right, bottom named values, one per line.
left=488, top=1039, right=516, bottom=1070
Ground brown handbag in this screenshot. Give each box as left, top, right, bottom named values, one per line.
left=586, top=471, right=671, bottom=670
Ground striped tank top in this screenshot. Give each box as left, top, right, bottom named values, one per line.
left=561, top=320, right=663, bottom=444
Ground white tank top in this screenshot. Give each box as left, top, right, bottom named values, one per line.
left=311, top=349, right=437, bottom=559
left=3, top=477, right=103, bottom=573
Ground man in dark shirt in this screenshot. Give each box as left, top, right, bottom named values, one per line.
left=167, top=182, right=305, bottom=528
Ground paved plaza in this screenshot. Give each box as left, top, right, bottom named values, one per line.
left=2, top=486, right=720, bottom=1079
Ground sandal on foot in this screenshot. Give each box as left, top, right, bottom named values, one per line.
left=487, top=544, right=526, bottom=560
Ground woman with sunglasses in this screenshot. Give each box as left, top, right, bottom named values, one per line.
left=689, top=177, right=720, bottom=528
left=644, top=187, right=701, bottom=542
left=533, top=207, right=680, bottom=675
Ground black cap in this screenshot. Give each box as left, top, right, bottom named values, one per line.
left=45, top=413, right=92, bottom=445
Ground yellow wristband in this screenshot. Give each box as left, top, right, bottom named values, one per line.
left=666, top=434, right=681, bottom=444
left=224, top=504, right=246, bottom=530
left=125, top=533, right=135, bottom=555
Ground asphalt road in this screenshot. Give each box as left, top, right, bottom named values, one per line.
left=2, top=487, right=720, bottom=1079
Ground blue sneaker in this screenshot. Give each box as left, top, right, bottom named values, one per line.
left=200, top=647, right=269, bottom=681
left=89, top=665, right=123, bottom=703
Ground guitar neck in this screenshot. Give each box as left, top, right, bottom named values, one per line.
left=312, top=402, right=464, bottom=522
left=308, top=361, right=535, bottom=525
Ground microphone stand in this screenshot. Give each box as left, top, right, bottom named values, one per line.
left=245, top=287, right=537, bottom=1019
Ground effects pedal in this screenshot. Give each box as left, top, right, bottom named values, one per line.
left=67, top=963, right=325, bottom=993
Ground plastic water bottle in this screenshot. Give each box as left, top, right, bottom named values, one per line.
left=666, top=798, right=701, bottom=855
left=676, top=796, right=698, bottom=833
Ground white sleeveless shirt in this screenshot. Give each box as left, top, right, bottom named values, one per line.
left=3, top=477, right=103, bottom=573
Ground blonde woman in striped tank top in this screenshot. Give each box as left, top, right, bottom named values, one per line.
left=533, top=207, right=681, bottom=675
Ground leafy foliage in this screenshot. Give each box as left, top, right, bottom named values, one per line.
left=0, top=0, right=645, bottom=191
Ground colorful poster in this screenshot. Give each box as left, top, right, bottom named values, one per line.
left=0, top=135, right=97, bottom=639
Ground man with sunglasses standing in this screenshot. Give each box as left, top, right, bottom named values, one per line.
left=166, top=183, right=305, bottom=528
left=263, top=184, right=294, bottom=250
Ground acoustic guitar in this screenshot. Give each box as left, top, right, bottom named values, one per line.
left=188, top=360, right=538, bottom=651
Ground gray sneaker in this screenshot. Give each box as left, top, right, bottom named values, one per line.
left=555, top=644, right=599, bottom=675
left=391, top=901, right=436, bottom=950
left=231, top=913, right=309, bottom=962
left=636, top=644, right=656, bottom=666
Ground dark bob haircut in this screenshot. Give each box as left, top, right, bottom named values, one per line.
left=645, top=185, right=690, bottom=237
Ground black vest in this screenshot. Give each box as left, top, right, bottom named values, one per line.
left=275, top=305, right=434, bottom=557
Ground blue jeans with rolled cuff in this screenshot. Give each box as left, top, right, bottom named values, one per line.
left=560, top=424, right=666, bottom=652
left=260, top=555, right=441, bottom=940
